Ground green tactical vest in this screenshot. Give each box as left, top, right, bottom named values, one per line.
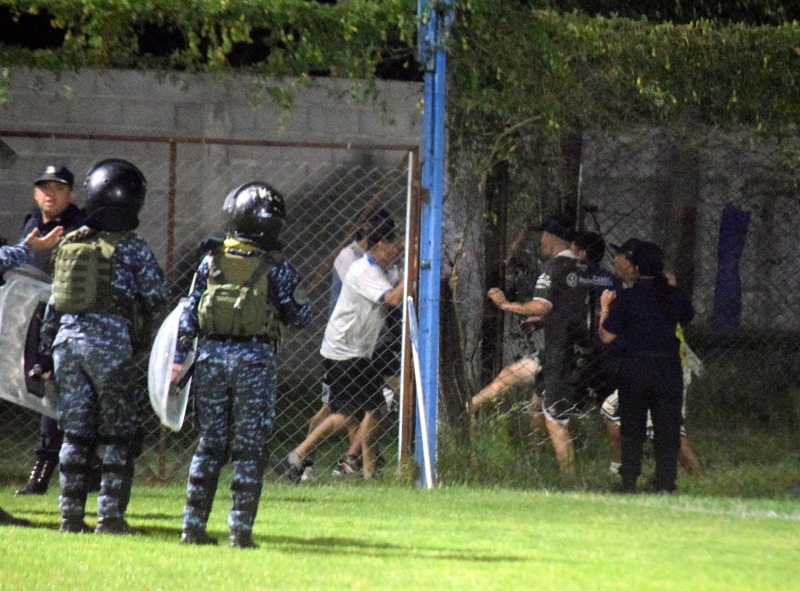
left=197, top=249, right=283, bottom=346
left=52, top=231, right=131, bottom=315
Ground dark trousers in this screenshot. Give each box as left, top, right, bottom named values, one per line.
left=37, top=414, right=64, bottom=462
left=618, top=355, right=683, bottom=491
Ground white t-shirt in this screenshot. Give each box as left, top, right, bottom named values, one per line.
left=329, top=240, right=366, bottom=313
left=321, top=254, right=398, bottom=360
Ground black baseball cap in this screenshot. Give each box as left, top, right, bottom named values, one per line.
left=573, top=231, right=606, bottom=264
left=610, top=238, right=645, bottom=259
left=34, top=165, right=74, bottom=189
left=531, top=212, right=575, bottom=242
left=611, top=238, right=664, bottom=276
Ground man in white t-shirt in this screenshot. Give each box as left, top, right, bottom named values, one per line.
left=330, top=237, right=367, bottom=313
left=276, top=209, right=404, bottom=481
left=300, top=230, right=369, bottom=481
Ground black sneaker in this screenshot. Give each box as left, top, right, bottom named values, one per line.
left=95, top=517, right=133, bottom=535
left=273, top=456, right=303, bottom=484
left=180, top=528, right=218, bottom=546
left=229, top=531, right=257, bottom=549
left=332, top=454, right=362, bottom=477
left=60, top=517, right=92, bottom=533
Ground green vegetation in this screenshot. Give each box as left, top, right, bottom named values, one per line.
left=449, top=3, right=800, bottom=169
left=2, top=481, right=799, bottom=590
left=0, top=1, right=418, bottom=75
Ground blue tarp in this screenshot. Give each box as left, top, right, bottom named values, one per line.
left=712, top=205, right=751, bottom=334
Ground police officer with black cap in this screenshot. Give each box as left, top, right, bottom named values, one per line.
left=599, top=240, right=695, bottom=494
left=16, top=164, right=90, bottom=497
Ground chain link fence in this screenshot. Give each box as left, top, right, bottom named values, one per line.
left=438, top=127, right=800, bottom=489
left=0, top=131, right=415, bottom=486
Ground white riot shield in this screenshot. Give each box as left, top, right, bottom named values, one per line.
left=0, top=266, right=59, bottom=417
left=148, top=298, right=196, bottom=431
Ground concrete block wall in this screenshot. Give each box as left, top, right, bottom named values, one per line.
left=0, top=68, right=422, bottom=242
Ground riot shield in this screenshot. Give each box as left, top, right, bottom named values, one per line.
left=148, top=298, right=196, bottom=431
left=0, top=266, right=58, bottom=417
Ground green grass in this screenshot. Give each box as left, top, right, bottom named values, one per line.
left=2, top=481, right=799, bottom=591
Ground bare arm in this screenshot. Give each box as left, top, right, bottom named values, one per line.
left=382, top=281, right=404, bottom=308
left=487, top=287, right=552, bottom=317
left=598, top=289, right=617, bottom=344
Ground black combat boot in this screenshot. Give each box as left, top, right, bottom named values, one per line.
left=95, top=516, right=133, bottom=535
left=16, top=458, right=58, bottom=496
left=59, top=517, right=92, bottom=533
left=229, top=530, right=257, bottom=549
left=180, top=527, right=218, bottom=546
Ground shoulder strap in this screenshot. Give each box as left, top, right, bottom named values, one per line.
left=232, top=253, right=273, bottom=310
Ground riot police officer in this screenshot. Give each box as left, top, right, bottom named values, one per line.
left=175, top=181, right=310, bottom=548
left=41, top=159, right=169, bottom=534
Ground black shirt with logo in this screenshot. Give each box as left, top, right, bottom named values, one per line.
left=533, top=252, right=613, bottom=402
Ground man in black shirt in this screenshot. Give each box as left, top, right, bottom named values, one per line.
left=486, top=214, right=596, bottom=473
left=15, top=165, right=88, bottom=496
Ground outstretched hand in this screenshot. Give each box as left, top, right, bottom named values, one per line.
left=24, top=226, right=64, bottom=251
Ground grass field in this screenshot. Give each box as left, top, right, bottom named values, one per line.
left=2, top=480, right=799, bottom=591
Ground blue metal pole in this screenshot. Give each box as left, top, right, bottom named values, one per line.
left=415, top=1, right=452, bottom=487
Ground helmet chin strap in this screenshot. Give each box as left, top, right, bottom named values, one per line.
left=231, top=234, right=282, bottom=252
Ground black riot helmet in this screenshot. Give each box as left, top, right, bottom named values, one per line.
left=223, top=181, right=286, bottom=250
left=83, top=159, right=147, bottom=231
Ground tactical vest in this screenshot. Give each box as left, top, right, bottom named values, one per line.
left=197, top=249, right=283, bottom=346
left=52, top=231, right=131, bottom=315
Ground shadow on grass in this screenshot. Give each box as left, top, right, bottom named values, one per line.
left=258, top=534, right=531, bottom=563
left=131, top=523, right=529, bottom=563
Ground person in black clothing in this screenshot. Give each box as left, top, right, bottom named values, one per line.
left=599, top=240, right=695, bottom=494
left=485, top=214, right=598, bottom=473
left=15, top=165, right=88, bottom=496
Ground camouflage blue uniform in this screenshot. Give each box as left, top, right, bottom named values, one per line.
left=175, top=241, right=310, bottom=541
left=0, top=242, right=37, bottom=274
left=41, top=231, right=168, bottom=524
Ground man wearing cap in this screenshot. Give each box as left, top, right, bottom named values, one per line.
left=599, top=240, right=695, bottom=493
left=275, top=208, right=404, bottom=482
left=468, top=231, right=615, bottom=430
left=485, top=213, right=596, bottom=473
left=15, top=165, right=88, bottom=496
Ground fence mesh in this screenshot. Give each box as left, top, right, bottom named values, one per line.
left=439, top=126, right=800, bottom=489
left=3, top=124, right=799, bottom=492
left=0, top=133, right=413, bottom=486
